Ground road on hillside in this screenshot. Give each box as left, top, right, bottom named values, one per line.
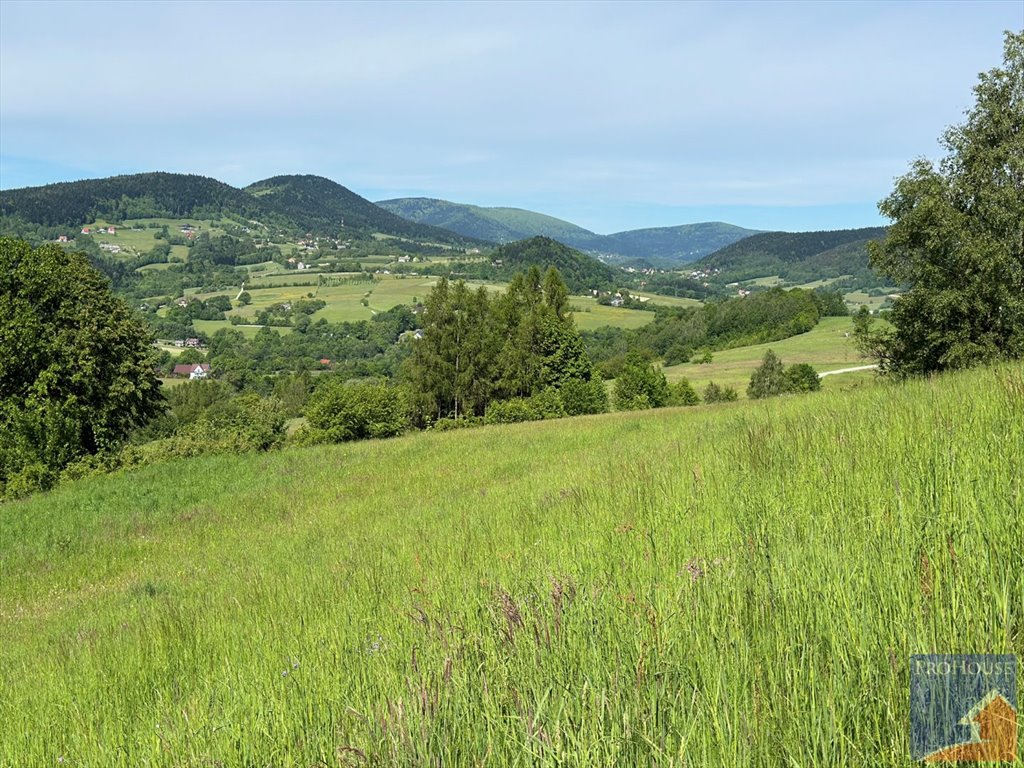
left=818, top=364, right=879, bottom=378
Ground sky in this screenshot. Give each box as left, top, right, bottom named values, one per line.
left=1, top=1, right=1021, bottom=234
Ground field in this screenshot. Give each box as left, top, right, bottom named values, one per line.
left=1, top=365, right=1021, bottom=765
left=663, top=316, right=871, bottom=396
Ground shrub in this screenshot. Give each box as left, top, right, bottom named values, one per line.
left=485, top=398, right=539, bottom=424
left=614, top=350, right=669, bottom=411
left=303, top=379, right=408, bottom=443
left=669, top=379, right=700, bottom=407
left=704, top=382, right=738, bottom=403
left=784, top=363, right=822, bottom=393
left=559, top=378, right=609, bottom=416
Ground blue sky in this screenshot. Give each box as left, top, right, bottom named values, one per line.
left=1, top=1, right=1020, bottom=233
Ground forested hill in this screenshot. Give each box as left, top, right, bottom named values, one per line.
left=0, top=173, right=483, bottom=245
left=244, top=177, right=482, bottom=246
left=0, top=173, right=267, bottom=228
left=378, top=197, right=758, bottom=262
left=449, top=236, right=619, bottom=293
left=376, top=197, right=605, bottom=250
left=696, top=227, right=889, bottom=283
left=599, top=222, right=762, bottom=265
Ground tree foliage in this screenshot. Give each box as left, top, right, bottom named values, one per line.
left=404, top=267, right=598, bottom=422
left=613, top=350, right=670, bottom=410
left=867, top=31, right=1024, bottom=376
left=0, top=238, right=164, bottom=496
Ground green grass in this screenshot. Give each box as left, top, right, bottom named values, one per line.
left=663, top=317, right=869, bottom=396
left=1, top=365, right=1021, bottom=765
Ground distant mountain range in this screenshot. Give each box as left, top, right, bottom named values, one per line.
left=376, top=197, right=761, bottom=264
left=0, top=173, right=887, bottom=286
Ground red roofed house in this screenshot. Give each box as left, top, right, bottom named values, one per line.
left=319, top=358, right=331, bottom=366
left=172, top=363, right=211, bottom=380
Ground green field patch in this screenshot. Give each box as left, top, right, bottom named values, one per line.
left=663, top=316, right=866, bottom=395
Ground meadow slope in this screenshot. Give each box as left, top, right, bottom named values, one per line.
left=1, top=366, right=1022, bottom=766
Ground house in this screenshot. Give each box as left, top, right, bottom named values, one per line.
left=57, top=235, right=69, bottom=243
left=319, top=358, right=331, bottom=366
left=175, top=297, right=190, bottom=308
left=610, top=296, right=624, bottom=307
left=81, top=227, right=91, bottom=235
left=184, top=338, right=202, bottom=348
left=106, top=226, right=116, bottom=235
left=397, top=255, right=410, bottom=263
left=172, top=363, right=211, bottom=380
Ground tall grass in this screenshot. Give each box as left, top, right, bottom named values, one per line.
left=1, top=365, right=1021, bottom=766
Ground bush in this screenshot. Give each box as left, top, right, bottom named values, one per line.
left=704, top=382, right=738, bottom=403
left=558, top=378, right=609, bottom=416
left=669, top=379, right=700, bottom=406
left=485, top=398, right=540, bottom=424
left=784, top=363, right=822, bottom=393
left=614, top=350, right=669, bottom=411
left=303, top=379, right=408, bottom=443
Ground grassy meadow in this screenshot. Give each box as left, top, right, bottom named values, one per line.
left=664, top=317, right=870, bottom=396
left=1, top=364, right=1021, bottom=765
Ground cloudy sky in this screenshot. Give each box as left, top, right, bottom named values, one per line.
left=1, top=1, right=1020, bottom=233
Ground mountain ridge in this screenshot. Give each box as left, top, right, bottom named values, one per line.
left=377, top=196, right=761, bottom=263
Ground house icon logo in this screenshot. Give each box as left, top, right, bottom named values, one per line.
left=910, top=654, right=1018, bottom=762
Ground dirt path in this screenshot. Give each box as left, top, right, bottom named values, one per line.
left=818, top=364, right=879, bottom=378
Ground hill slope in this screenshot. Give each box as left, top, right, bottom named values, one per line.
left=376, top=197, right=604, bottom=249
left=696, top=226, right=889, bottom=283
left=451, top=235, right=619, bottom=292
left=599, top=222, right=763, bottom=265
left=378, top=197, right=759, bottom=262
left=0, top=173, right=482, bottom=245
left=2, top=365, right=1020, bottom=764
left=246, top=176, right=481, bottom=245
left=0, top=172, right=266, bottom=228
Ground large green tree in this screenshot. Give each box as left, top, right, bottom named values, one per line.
left=867, top=31, right=1024, bottom=376
left=0, top=238, right=164, bottom=496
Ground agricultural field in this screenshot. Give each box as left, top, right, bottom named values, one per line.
left=1, top=364, right=1020, bottom=765
left=663, top=316, right=871, bottom=396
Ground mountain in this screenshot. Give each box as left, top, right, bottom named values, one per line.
left=0, top=173, right=482, bottom=246
left=245, top=177, right=481, bottom=246
left=450, top=236, right=618, bottom=293
left=377, top=197, right=758, bottom=262
left=694, top=227, right=889, bottom=284
left=0, top=172, right=266, bottom=228
left=598, top=222, right=762, bottom=265
left=376, top=197, right=604, bottom=249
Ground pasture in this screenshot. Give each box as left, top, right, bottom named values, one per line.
left=663, top=316, right=870, bottom=396
left=1, top=364, right=1020, bottom=765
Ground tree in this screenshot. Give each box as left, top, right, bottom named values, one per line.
left=747, top=350, right=786, bottom=399
left=867, top=31, right=1024, bottom=376
left=238, top=291, right=252, bottom=306
left=613, top=350, right=670, bottom=410
left=0, top=238, right=164, bottom=496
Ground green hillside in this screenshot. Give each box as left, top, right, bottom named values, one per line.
left=2, top=364, right=1020, bottom=764
left=0, top=173, right=480, bottom=246
left=450, top=235, right=619, bottom=293
left=696, top=227, right=889, bottom=284
left=0, top=172, right=268, bottom=229
left=376, top=197, right=604, bottom=249
left=378, top=198, right=759, bottom=262
left=599, top=222, right=762, bottom=265
left=246, top=177, right=480, bottom=246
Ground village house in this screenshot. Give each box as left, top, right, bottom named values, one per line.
left=57, top=235, right=69, bottom=243
left=171, top=363, right=211, bottom=380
